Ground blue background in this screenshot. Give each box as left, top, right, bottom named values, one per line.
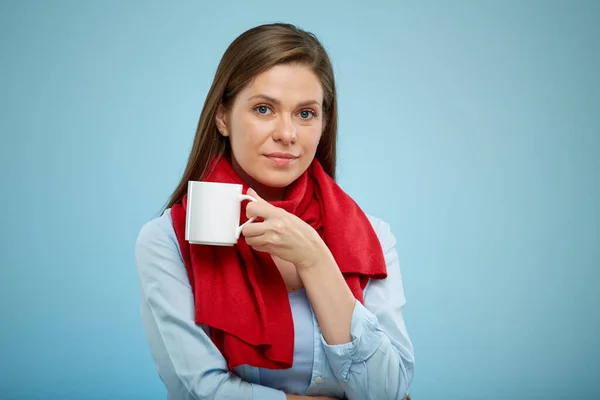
left=1, top=1, right=599, bottom=399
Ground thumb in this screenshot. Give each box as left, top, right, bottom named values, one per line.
left=246, top=188, right=263, bottom=202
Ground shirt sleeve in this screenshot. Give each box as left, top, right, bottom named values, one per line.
left=135, top=212, right=286, bottom=400
left=321, top=218, right=415, bottom=400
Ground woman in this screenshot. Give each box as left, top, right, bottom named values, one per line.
left=135, top=23, right=414, bottom=400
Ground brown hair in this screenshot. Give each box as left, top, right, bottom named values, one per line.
left=164, top=23, right=338, bottom=210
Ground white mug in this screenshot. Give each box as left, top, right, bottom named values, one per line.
left=185, top=181, right=257, bottom=246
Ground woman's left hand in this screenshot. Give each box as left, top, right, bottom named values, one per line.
left=241, top=188, right=329, bottom=270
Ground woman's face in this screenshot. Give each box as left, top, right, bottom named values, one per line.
left=216, top=64, right=324, bottom=200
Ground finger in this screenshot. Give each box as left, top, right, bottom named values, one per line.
left=249, top=244, right=270, bottom=254
left=246, top=198, right=280, bottom=220
left=241, top=221, right=267, bottom=238
left=246, top=188, right=263, bottom=202
left=247, top=188, right=272, bottom=207
left=247, top=188, right=280, bottom=209
left=244, top=234, right=269, bottom=250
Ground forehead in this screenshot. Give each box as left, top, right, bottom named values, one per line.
left=241, top=64, right=323, bottom=103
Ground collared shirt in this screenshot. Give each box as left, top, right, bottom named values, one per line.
left=135, top=209, right=414, bottom=400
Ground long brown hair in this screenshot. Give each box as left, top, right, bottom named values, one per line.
left=164, top=23, right=338, bottom=210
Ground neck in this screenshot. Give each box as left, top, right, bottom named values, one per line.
left=252, top=183, right=286, bottom=201
left=230, top=157, right=286, bottom=201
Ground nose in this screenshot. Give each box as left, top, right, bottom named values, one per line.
left=272, top=115, right=297, bottom=145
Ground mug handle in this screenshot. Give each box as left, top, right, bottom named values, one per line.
left=235, top=194, right=257, bottom=239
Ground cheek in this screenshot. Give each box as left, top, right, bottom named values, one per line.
left=229, top=113, right=251, bottom=145
left=229, top=114, right=266, bottom=157
left=302, top=125, right=323, bottom=151
left=239, top=119, right=273, bottom=145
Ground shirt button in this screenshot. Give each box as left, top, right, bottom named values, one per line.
left=315, top=376, right=323, bottom=384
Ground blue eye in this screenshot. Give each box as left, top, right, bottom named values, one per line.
left=299, top=110, right=315, bottom=120
left=254, top=105, right=271, bottom=115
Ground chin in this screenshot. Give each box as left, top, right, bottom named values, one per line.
left=256, top=176, right=297, bottom=189
left=252, top=169, right=304, bottom=189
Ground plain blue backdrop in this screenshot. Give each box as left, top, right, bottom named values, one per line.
left=1, top=1, right=599, bottom=399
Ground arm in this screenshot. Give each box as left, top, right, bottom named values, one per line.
left=297, top=252, right=355, bottom=344
left=300, top=219, right=415, bottom=400
left=241, top=192, right=413, bottom=399
left=286, top=397, right=337, bottom=400
left=135, top=214, right=286, bottom=400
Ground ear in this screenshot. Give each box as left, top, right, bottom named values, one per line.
left=215, top=104, right=230, bottom=137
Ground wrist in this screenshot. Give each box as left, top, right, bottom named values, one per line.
left=296, top=241, right=333, bottom=272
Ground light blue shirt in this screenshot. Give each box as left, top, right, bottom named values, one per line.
left=135, top=209, right=414, bottom=400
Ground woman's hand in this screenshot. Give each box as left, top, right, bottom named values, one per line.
left=244, top=189, right=355, bottom=346
left=242, top=188, right=330, bottom=271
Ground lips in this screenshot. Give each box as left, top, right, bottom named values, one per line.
left=264, top=152, right=299, bottom=159
left=264, top=152, right=299, bottom=166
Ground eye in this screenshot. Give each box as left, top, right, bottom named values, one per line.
left=253, top=104, right=272, bottom=115
left=298, top=109, right=316, bottom=120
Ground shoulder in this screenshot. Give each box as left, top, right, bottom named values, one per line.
left=364, top=214, right=406, bottom=303
left=136, top=208, right=176, bottom=244
left=135, top=209, right=194, bottom=309
left=365, top=214, right=397, bottom=253
left=135, top=209, right=182, bottom=265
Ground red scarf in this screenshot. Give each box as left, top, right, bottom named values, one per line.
left=170, top=156, right=387, bottom=370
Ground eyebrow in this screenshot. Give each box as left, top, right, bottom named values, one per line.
left=247, top=94, right=322, bottom=109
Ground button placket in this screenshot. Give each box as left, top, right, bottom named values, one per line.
left=307, top=302, right=324, bottom=395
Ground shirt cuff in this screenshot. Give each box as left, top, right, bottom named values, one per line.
left=251, top=383, right=287, bottom=400
left=321, top=299, right=384, bottom=382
